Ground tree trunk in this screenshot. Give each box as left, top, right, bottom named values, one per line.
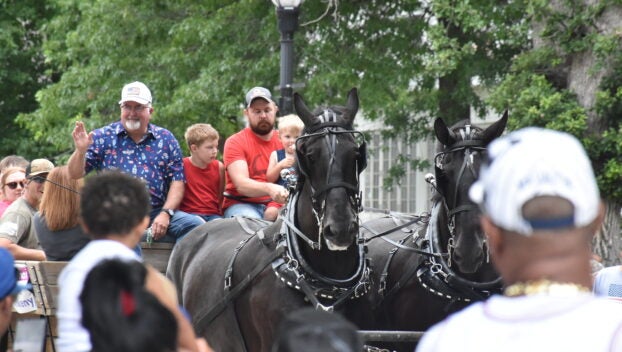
left=594, top=201, right=622, bottom=266
left=533, top=1, right=622, bottom=266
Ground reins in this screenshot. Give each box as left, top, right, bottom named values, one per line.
left=363, top=124, right=503, bottom=303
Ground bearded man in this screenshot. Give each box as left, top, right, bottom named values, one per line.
left=67, top=81, right=203, bottom=244
left=222, top=87, right=289, bottom=218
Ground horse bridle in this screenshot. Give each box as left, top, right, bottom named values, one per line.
left=434, top=125, right=487, bottom=266
left=294, top=110, right=367, bottom=248
left=273, top=110, right=371, bottom=310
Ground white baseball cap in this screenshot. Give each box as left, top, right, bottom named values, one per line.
left=469, top=127, right=600, bottom=235
left=119, top=81, right=152, bottom=105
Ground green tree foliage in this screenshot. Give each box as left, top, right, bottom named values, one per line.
left=11, top=1, right=622, bottom=206
left=488, top=0, right=622, bottom=203
left=15, top=0, right=529, bottom=165
left=0, top=0, right=55, bottom=157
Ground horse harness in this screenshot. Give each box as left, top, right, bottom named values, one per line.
left=295, top=109, right=367, bottom=235
left=362, top=125, right=502, bottom=304
left=274, top=114, right=371, bottom=310
left=272, top=192, right=371, bottom=312
left=196, top=117, right=372, bottom=330
left=434, top=125, right=486, bottom=247
left=417, top=201, right=502, bottom=303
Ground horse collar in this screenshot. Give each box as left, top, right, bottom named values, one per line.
left=422, top=202, right=503, bottom=300
left=273, top=206, right=371, bottom=307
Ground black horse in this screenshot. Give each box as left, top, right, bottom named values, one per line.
left=167, top=88, right=371, bottom=352
left=354, top=113, right=508, bottom=351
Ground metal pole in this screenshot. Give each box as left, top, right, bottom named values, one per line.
left=276, top=7, right=299, bottom=116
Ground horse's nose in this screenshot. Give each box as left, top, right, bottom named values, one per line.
left=323, top=220, right=358, bottom=250
left=452, top=248, right=484, bottom=274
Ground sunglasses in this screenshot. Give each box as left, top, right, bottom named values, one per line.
left=5, top=181, right=25, bottom=190
left=29, top=176, right=47, bottom=184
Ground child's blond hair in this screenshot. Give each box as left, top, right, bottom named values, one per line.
left=277, top=114, right=305, bottom=134
left=184, top=123, right=219, bottom=149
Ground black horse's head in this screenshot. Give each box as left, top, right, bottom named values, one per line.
left=293, top=88, right=365, bottom=250
left=433, top=112, right=507, bottom=273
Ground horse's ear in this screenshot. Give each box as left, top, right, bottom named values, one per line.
left=294, top=92, right=315, bottom=126
left=481, top=110, right=508, bottom=145
left=344, top=88, right=359, bottom=124
left=434, top=118, right=456, bottom=146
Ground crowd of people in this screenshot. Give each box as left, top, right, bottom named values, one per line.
left=2, top=80, right=622, bottom=351
left=0, top=82, right=299, bottom=264
left=0, top=81, right=301, bottom=351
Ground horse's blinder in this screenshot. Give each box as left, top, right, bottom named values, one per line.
left=295, top=123, right=367, bottom=213
left=296, top=122, right=367, bottom=176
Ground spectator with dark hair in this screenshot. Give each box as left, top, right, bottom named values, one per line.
left=0, top=158, right=53, bottom=260
left=222, top=86, right=289, bottom=218
left=34, top=166, right=90, bottom=261
left=0, top=166, right=26, bottom=217
left=80, top=259, right=177, bottom=352
left=272, top=308, right=363, bottom=352
left=57, top=170, right=206, bottom=352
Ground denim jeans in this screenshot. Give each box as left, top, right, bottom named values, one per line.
left=197, top=214, right=223, bottom=222
left=147, top=208, right=205, bottom=243
left=223, top=203, right=265, bottom=219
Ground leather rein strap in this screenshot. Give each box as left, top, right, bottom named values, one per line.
left=194, top=234, right=284, bottom=334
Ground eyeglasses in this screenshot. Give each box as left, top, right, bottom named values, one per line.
left=120, top=104, right=149, bottom=113
left=5, top=181, right=25, bottom=190
left=29, top=176, right=46, bottom=184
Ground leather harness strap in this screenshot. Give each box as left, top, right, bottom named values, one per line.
left=194, top=242, right=285, bottom=334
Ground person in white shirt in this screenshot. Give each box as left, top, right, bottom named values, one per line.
left=593, top=265, right=622, bottom=301
left=417, top=127, right=622, bottom=352
left=56, top=170, right=206, bottom=352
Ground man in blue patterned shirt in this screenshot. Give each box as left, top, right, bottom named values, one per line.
left=67, top=81, right=203, bottom=243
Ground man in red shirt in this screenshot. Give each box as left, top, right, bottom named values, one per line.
left=223, top=87, right=289, bottom=218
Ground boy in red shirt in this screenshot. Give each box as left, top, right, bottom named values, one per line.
left=179, top=124, right=225, bottom=222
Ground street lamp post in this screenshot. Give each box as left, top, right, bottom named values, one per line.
left=272, top=0, right=303, bottom=116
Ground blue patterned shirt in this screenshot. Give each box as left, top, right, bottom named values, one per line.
left=84, top=121, right=185, bottom=208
